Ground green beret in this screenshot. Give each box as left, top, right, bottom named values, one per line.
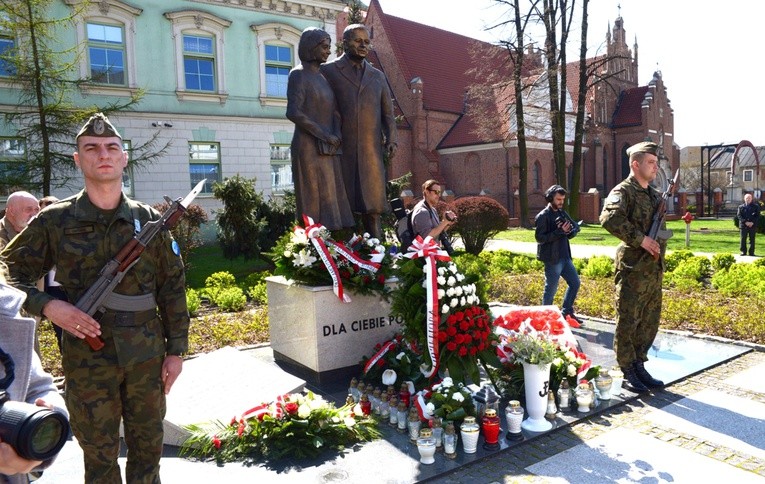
left=76, top=113, right=122, bottom=140
left=626, top=141, right=658, bottom=157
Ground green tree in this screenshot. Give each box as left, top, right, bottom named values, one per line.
left=213, top=175, right=268, bottom=260
left=0, top=0, right=167, bottom=196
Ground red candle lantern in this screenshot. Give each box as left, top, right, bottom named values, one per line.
left=482, top=408, right=501, bottom=450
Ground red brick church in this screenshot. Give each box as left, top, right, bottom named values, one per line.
left=340, top=1, right=679, bottom=222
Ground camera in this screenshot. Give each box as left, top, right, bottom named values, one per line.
left=390, top=197, right=407, bottom=221
left=0, top=391, right=69, bottom=461
left=445, top=211, right=457, bottom=222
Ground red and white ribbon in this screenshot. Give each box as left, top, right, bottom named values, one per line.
left=363, top=339, right=397, bottom=374
left=404, top=236, right=451, bottom=378
left=330, top=241, right=381, bottom=273
left=241, top=393, right=287, bottom=421
left=302, top=215, right=350, bottom=303
left=413, top=391, right=433, bottom=421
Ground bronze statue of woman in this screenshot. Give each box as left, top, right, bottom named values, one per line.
left=286, top=27, right=354, bottom=230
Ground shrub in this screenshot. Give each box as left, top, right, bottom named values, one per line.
left=261, top=192, right=296, bottom=252
left=204, top=271, right=237, bottom=301
left=213, top=287, right=248, bottom=312
left=510, top=254, right=541, bottom=274
left=664, top=249, right=695, bottom=272
left=450, top=196, right=510, bottom=255
left=186, top=288, right=201, bottom=316
left=581, top=255, right=614, bottom=278
left=711, top=263, right=765, bottom=298
left=152, top=202, right=208, bottom=267
left=242, top=271, right=269, bottom=289
left=711, top=253, right=735, bottom=272
left=213, top=175, right=269, bottom=260
left=573, top=257, right=588, bottom=273
left=247, top=282, right=268, bottom=306
left=480, top=250, right=514, bottom=276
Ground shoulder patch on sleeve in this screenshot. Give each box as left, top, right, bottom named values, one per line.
left=171, top=240, right=180, bottom=256
left=607, top=193, right=621, bottom=204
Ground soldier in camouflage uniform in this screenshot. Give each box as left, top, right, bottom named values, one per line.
left=599, top=141, right=667, bottom=393
left=1, top=113, right=189, bottom=483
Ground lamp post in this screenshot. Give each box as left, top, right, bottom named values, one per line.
left=700, top=143, right=737, bottom=216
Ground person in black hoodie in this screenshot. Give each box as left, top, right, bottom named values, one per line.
left=535, top=185, right=582, bottom=323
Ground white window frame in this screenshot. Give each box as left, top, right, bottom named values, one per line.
left=743, top=169, right=754, bottom=183
left=270, top=144, right=292, bottom=193
left=251, top=23, right=300, bottom=107
left=65, top=0, right=141, bottom=97
left=86, top=22, right=127, bottom=86
left=165, top=10, right=230, bottom=104
left=189, top=142, right=221, bottom=195
left=122, top=140, right=134, bottom=197
left=0, top=137, right=27, bottom=199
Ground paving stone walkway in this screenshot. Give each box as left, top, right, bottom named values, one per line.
left=433, top=350, right=765, bottom=483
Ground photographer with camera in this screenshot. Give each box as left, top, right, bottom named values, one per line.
left=411, top=180, right=456, bottom=254
left=535, top=185, right=583, bottom=325
left=0, top=264, right=68, bottom=483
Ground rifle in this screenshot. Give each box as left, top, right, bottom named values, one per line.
left=78, top=179, right=206, bottom=351
left=646, top=169, right=680, bottom=261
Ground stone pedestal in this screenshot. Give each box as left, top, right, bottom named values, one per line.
left=266, top=276, right=402, bottom=384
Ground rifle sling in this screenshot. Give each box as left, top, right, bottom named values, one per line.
left=103, top=292, right=157, bottom=312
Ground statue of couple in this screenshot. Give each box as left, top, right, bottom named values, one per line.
left=286, top=24, right=397, bottom=238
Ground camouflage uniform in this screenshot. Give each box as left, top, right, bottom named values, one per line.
left=600, top=174, right=665, bottom=368
left=1, top=190, right=189, bottom=484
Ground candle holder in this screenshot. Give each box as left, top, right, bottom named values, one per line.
left=557, top=380, right=571, bottom=411
left=595, top=368, right=613, bottom=401
left=431, top=416, right=444, bottom=448
left=481, top=409, right=501, bottom=450
left=416, top=428, right=436, bottom=464
left=504, top=400, right=524, bottom=441
left=443, top=422, right=457, bottom=458
left=460, top=416, right=480, bottom=454
left=609, top=366, right=624, bottom=397
left=407, top=407, right=421, bottom=441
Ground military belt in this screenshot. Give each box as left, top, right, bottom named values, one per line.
left=103, top=292, right=157, bottom=312
left=98, top=309, right=157, bottom=327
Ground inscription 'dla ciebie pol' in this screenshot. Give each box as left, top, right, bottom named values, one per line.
left=322, top=314, right=404, bottom=337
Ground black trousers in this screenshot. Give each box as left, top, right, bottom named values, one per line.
left=740, top=226, right=756, bottom=255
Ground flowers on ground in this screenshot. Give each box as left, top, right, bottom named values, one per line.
left=426, top=377, right=476, bottom=422
left=181, top=390, right=380, bottom=462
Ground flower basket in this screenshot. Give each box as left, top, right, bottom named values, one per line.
left=271, top=216, right=396, bottom=299
left=181, top=390, right=381, bottom=462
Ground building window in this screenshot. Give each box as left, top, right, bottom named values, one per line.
left=165, top=10, right=230, bottom=103
left=532, top=162, right=541, bottom=191
left=87, top=22, right=125, bottom=85
left=65, top=0, right=141, bottom=96
left=270, top=145, right=292, bottom=192
left=0, top=35, right=15, bottom=77
left=189, top=142, right=221, bottom=195
left=183, top=34, right=215, bottom=92
left=0, top=138, right=26, bottom=198
left=265, top=44, right=291, bottom=98
left=252, top=23, right=301, bottom=107
left=744, top=169, right=754, bottom=183
left=122, top=140, right=134, bottom=196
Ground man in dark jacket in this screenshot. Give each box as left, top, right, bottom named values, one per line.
left=535, top=185, right=581, bottom=323
left=737, top=193, right=760, bottom=256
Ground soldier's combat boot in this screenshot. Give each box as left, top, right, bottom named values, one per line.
left=622, top=364, right=650, bottom=393
left=633, top=360, right=664, bottom=389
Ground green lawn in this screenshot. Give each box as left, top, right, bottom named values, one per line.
left=494, top=218, right=755, bottom=254
left=185, top=244, right=271, bottom=289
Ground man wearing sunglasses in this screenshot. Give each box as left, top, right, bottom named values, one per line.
left=411, top=180, right=456, bottom=251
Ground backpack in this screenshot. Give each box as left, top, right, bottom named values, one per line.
left=396, top=210, right=415, bottom=252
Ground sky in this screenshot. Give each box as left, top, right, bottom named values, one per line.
left=376, top=0, right=765, bottom=148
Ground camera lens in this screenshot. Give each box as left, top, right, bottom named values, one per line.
left=0, top=400, right=69, bottom=461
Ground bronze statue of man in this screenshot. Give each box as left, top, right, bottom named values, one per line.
left=287, top=27, right=354, bottom=230
left=321, top=24, right=398, bottom=238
